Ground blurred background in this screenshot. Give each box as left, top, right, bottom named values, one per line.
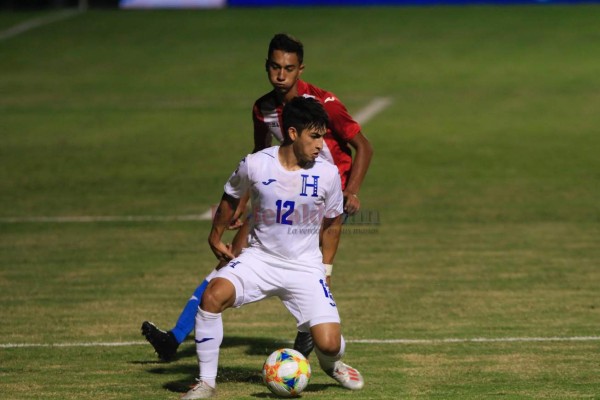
left=1, top=0, right=595, bottom=10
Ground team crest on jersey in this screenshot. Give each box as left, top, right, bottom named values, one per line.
left=300, top=175, right=319, bottom=197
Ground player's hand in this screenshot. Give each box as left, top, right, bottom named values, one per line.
left=343, top=191, right=360, bottom=215
left=227, top=218, right=244, bottom=230
left=326, top=275, right=331, bottom=288
left=210, top=241, right=235, bottom=264
left=228, top=203, right=246, bottom=230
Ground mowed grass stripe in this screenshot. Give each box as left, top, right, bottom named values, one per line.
left=0, top=96, right=390, bottom=224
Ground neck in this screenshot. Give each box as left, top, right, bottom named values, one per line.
left=278, top=145, right=301, bottom=171
left=278, top=145, right=314, bottom=171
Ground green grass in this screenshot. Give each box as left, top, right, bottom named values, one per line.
left=1, top=6, right=600, bottom=399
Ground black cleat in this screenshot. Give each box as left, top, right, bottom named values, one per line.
left=141, top=321, right=179, bottom=361
left=293, top=330, right=315, bottom=358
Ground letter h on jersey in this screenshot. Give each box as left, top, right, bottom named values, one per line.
left=300, top=175, right=319, bottom=197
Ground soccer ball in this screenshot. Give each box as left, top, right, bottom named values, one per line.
left=262, top=348, right=311, bottom=397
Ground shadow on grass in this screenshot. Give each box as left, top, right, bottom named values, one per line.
left=163, top=374, right=336, bottom=397
left=162, top=365, right=264, bottom=393
left=249, top=383, right=338, bottom=398
left=135, top=334, right=290, bottom=364
left=134, top=335, right=302, bottom=394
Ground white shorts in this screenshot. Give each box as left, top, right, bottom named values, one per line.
left=213, top=249, right=340, bottom=331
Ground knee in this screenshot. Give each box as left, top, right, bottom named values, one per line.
left=200, top=278, right=235, bottom=313
left=316, top=335, right=341, bottom=356
left=200, top=289, right=221, bottom=313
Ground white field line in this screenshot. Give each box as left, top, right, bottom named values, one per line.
left=0, top=341, right=147, bottom=348
left=0, top=214, right=212, bottom=224
left=2, top=336, right=600, bottom=349
left=353, top=96, right=393, bottom=125
left=1, top=98, right=391, bottom=224
left=0, top=10, right=81, bottom=41
left=347, top=336, right=600, bottom=344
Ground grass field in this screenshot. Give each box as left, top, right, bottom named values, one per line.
left=1, top=6, right=600, bottom=399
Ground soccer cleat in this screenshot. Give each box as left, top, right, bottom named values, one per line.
left=181, top=380, right=216, bottom=399
left=293, top=331, right=315, bottom=358
left=324, top=361, right=364, bottom=390
left=141, top=321, right=179, bottom=361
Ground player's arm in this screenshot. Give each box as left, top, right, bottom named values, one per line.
left=323, top=96, right=373, bottom=215
left=321, top=214, right=343, bottom=287
left=228, top=191, right=250, bottom=230
left=208, top=193, right=240, bottom=263
left=344, top=131, right=373, bottom=215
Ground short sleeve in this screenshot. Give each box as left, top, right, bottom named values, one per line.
left=322, top=95, right=362, bottom=142
left=224, top=156, right=251, bottom=199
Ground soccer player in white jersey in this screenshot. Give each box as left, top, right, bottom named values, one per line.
left=181, top=97, right=364, bottom=399
left=141, top=32, right=373, bottom=362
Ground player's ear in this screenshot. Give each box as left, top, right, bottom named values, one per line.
left=298, top=64, right=305, bottom=76
left=288, top=127, right=298, bottom=142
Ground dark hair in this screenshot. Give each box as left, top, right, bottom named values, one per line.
left=267, top=33, right=304, bottom=65
left=282, top=97, right=328, bottom=145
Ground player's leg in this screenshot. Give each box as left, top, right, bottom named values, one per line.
left=311, top=323, right=364, bottom=390
left=292, top=215, right=346, bottom=358
left=310, top=322, right=342, bottom=355
left=142, top=222, right=250, bottom=362
left=285, top=268, right=363, bottom=391
left=141, top=276, right=213, bottom=361
left=184, top=254, right=268, bottom=399
left=170, top=279, right=210, bottom=343
left=188, top=218, right=250, bottom=366
left=182, top=277, right=235, bottom=399
left=293, top=330, right=315, bottom=358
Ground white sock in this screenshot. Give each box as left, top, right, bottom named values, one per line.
left=195, top=308, right=223, bottom=388
left=315, top=335, right=346, bottom=372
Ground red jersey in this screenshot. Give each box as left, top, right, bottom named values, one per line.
left=252, top=80, right=361, bottom=190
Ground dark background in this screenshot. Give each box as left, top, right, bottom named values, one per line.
left=0, top=0, right=118, bottom=8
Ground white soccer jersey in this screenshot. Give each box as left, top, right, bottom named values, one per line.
left=224, top=146, right=344, bottom=268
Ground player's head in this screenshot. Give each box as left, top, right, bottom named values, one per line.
left=282, top=97, right=328, bottom=165
left=267, top=33, right=304, bottom=64
left=266, top=33, right=305, bottom=98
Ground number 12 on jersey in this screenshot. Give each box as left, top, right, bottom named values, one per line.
left=275, top=199, right=295, bottom=225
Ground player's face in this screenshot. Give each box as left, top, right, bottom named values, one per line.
left=292, top=126, right=326, bottom=165
left=267, top=50, right=304, bottom=98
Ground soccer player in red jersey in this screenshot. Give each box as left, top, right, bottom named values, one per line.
left=254, top=33, right=372, bottom=210
left=142, top=33, right=373, bottom=362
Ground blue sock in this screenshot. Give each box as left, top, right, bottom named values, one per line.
left=170, top=280, right=209, bottom=344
